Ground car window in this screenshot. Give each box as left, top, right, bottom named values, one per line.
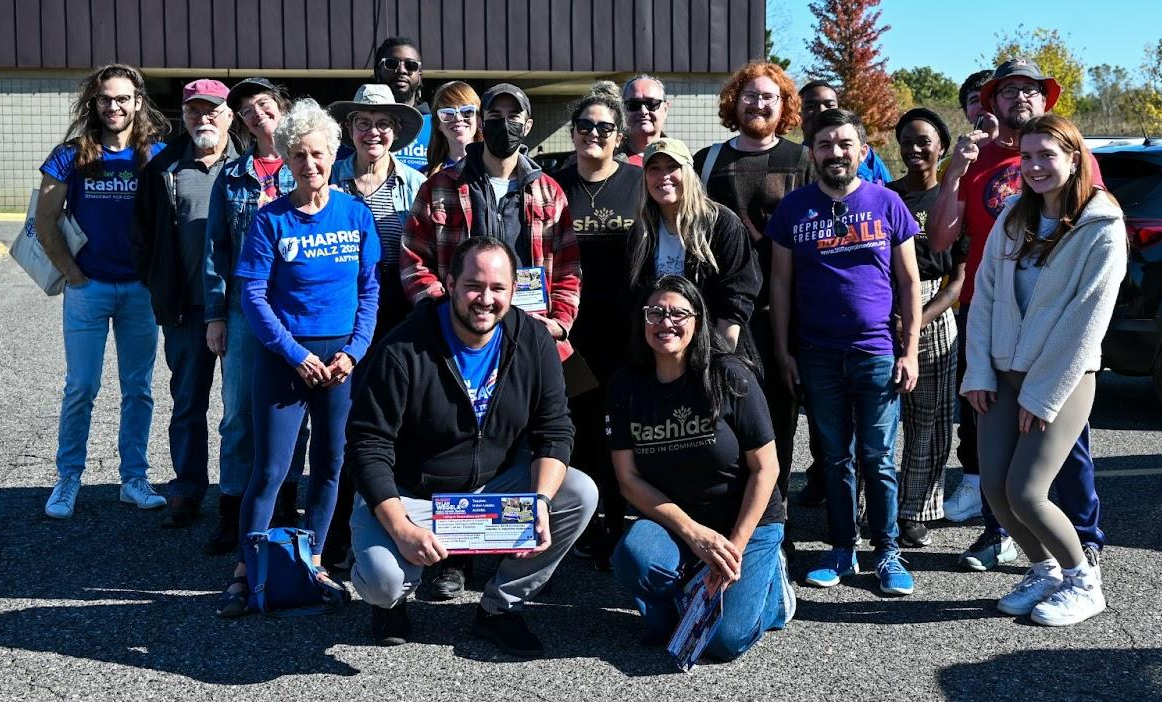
left=1095, top=154, right=1162, bottom=218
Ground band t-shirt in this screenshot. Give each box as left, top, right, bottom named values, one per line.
left=956, top=140, right=1104, bottom=303
left=606, top=358, right=784, bottom=535
left=438, top=301, right=503, bottom=424
left=41, top=142, right=164, bottom=282
left=766, top=181, right=918, bottom=355
left=235, top=190, right=380, bottom=338
left=655, top=220, right=686, bottom=276
left=886, top=180, right=969, bottom=281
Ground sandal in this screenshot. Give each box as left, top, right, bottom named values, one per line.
left=216, top=575, right=250, bottom=618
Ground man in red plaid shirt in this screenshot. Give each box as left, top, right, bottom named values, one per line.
left=401, top=83, right=580, bottom=362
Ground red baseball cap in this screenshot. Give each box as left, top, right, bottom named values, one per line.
left=182, top=79, right=230, bottom=106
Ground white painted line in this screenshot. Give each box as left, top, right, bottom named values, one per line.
left=0, top=241, right=8, bottom=261
left=1094, top=468, right=1162, bottom=478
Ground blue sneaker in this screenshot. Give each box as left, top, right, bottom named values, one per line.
left=806, top=548, right=858, bottom=587
left=876, top=552, right=914, bottom=596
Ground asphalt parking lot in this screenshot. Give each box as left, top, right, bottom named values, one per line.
left=1, top=221, right=1159, bottom=701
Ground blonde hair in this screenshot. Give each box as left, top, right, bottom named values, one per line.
left=629, top=159, right=720, bottom=287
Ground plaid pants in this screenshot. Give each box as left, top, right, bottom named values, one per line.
left=898, top=278, right=958, bottom=521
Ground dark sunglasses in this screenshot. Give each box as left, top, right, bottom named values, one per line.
left=573, top=118, right=617, bottom=137
left=624, top=97, right=664, bottom=113
left=832, top=201, right=851, bottom=237
left=379, top=57, right=421, bottom=74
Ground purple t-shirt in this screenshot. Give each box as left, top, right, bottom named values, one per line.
left=766, top=181, right=918, bottom=354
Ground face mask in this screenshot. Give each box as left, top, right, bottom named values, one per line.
left=483, top=117, right=525, bottom=158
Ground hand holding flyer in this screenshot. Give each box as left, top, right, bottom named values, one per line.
left=432, top=493, right=538, bottom=555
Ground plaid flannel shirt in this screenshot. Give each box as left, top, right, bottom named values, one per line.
left=400, top=162, right=581, bottom=360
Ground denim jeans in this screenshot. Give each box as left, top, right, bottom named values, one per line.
left=217, top=295, right=307, bottom=497
left=611, top=519, right=795, bottom=662
left=163, top=305, right=217, bottom=500
left=57, top=279, right=157, bottom=481
left=797, top=345, right=901, bottom=553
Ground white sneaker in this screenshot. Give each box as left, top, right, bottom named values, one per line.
left=997, top=568, right=1063, bottom=616
left=45, top=475, right=82, bottom=519
left=1030, top=574, right=1106, bottom=626
left=120, top=478, right=167, bottom=510
left=943, top=481, right=982, bottom=522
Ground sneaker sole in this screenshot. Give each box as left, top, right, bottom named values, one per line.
left=45, top=508, right=74, bottom=519
left=805, top=568, right=857, bottom=588
left=119, top=495, right=167, bottom=510
left=880, top=584, right=914, bottom=596
left=997, top=600, right=1038, bottom=616
left=899, top=535, right=932, bottom=548
left=1030, top=600, right=1106, bottom=627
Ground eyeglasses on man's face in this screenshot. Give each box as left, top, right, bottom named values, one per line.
left=997, top=83, right=1043, bottom=100
left=184, top=105, right=228, bottom=122
left=740, top=91, right=781, bottom=106
left=95, top=94, right=135, bottom=108
left=643, top=305, right=697, bottom=325
left=624, top=98, right=664, bottom=113
left=379, top=57, right=421, bottom=74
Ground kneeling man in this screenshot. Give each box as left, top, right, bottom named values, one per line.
left=346, top=236, right=598, bottom=657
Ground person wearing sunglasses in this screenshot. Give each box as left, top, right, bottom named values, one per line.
left=607, top=275, right=794, bottom=662
left=372, top=36, right=431, bottom=172
left=426, top=81, right=483, bottom=176
left=928, top=57, right=1108, bottom=576
left=767, top=108, right=922, bottom=597
left=551, top=83, right=643, bottom=569
left=621, top=75, right=671, bottom=166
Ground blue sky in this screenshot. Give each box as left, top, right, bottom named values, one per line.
left=770, top=1, right=1162, bottom=91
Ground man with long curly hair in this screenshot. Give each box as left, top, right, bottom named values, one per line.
left=36, top=64, right=170, bottom=520
left=693, top=61, right=813, bottom=528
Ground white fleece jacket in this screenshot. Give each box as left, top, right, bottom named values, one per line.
left=961, top=190, right=1127, bottom=422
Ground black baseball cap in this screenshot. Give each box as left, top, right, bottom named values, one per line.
left=227, top=77, right=281, bottom=111
left=480, top=83, right=532, bottom=116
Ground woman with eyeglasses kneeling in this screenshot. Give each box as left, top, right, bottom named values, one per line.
left=552, top=82, right=643, bottom=568
left=607, top=275, right=795, bottom=661
left=629, top=139, right=760, bottom=356
left=217, top=98, right=380, bottom=617
left=962, top=114, right=1125, bottom=626
left=426, top=81, right=483, bottom=176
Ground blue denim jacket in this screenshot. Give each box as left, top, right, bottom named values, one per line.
left=329, top=152, right=425, bottom=233
left=203, top=148, right=296, bottom=322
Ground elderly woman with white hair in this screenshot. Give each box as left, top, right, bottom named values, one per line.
left=218, top=98, right=381, bottom=617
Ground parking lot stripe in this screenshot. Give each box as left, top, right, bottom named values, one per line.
left=1095, top=467, right=1162, bottom=478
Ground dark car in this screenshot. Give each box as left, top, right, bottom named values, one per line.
left=1092, top=140, right=1162, bottom=402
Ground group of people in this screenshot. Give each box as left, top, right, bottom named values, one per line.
left=32, top=31, right=1124, bottom=663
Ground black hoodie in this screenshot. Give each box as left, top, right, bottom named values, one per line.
left=346, top=300, right=573, bottom=507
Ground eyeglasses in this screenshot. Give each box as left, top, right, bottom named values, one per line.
left=624, top=98, right=664, bottom=113
left=436, top=105, right=478, bottom=123
left=740, top=91, right=781, bottom=106
left=94, top=94, right=135, bottom=108
left=997, top=84, right=1043, bottom=100
left=832, top=201, right=851, bottom=237
left=379, top=57, right=421, bottom=74
left=573, top=118, right=617, bottom=137
left=238, top=97, right=276, bottom=120
left=184, top=105, right=229, bottom=121
left=643, top=305, right=697, bottom=326
left=352, top=117, right=397, bottom=133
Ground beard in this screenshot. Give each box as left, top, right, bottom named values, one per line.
left=192, top=127, right=220, bottom=150
left=453, top=299, right=504, bottom=337
left=817, top=156, right=858, bottom=190
left=738, top=112, right=778, bottom=140
left=1003, top=105, right=1037, bottom=131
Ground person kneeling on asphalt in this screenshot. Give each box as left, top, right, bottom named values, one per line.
left=345, top=236, right=599, bottom=658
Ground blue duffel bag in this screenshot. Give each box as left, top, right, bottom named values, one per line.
left=244, top=527, right=349, bottom=616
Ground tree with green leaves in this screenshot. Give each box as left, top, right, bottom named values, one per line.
left=1088, top=64, right=1131, bottom=133
left=892, top=66, right=958, bottom=105
left=805, top=0, right=897, bottom=144
left=992, top=26, right=1082, bottom=117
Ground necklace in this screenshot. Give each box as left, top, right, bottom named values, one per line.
left=578, top=173, right=611, bottom=209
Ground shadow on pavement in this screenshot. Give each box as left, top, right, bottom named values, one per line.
left=938, top=647, right=1162, bottom=700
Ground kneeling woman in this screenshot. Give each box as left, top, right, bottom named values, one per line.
left=217, top=99, right=381, bottom=616
left=962, top=115, right=1125, bottom=626
left=607, top=276, right=795, bottom=661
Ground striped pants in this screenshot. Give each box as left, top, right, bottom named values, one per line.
left=898, top=278, right=958, bottom=521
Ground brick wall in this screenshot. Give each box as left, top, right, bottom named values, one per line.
left=0, top=73, right=81, bottom=211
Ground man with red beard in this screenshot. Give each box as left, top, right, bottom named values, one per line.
left=928, top=58, right=1107, bottom=574
left=693, top=61, right=812, bottom=528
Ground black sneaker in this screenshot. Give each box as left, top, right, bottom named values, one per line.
left=472, top=606, right=544, bottom=658
left=202, top=494, right=241, bottom=556
left=898, top=519, right=932, bottom=548
left=371, top=602, right=412, bottom=646
left=798, top=480, right=827, bottom=507
left=429, top=557, right=470, bottom=600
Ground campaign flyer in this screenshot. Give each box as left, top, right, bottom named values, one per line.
left=667, top=564, right=725, bottom=672
left=431, top=493, right=538, bottom=555
left=513, top=266, right=549, bottom=314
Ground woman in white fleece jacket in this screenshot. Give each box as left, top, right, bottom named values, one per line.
left=961, top=114, right=1126, bottom=627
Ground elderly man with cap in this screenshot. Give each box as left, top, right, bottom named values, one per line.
left=400, top=82, right=580, bottom=599
left=927, top=57, right=1107, bottom=574
left=133, top=78, right=240, bottom=529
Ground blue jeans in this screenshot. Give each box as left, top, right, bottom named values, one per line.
left=238, top=337, right=351, bottom=559
left=612, top=519, right=795, bottom=662
left=163, top=305, right=217, bottom=500
left=57, top=279, right=157, bottom=481
left=217, top=296, right=307, bottom=497
left=797, top=345, right=901, bottom=553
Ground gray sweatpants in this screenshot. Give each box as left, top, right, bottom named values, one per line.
left=349, top=457, right=598, bottom=613
left=977, top=371, right=1095, bottom=567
